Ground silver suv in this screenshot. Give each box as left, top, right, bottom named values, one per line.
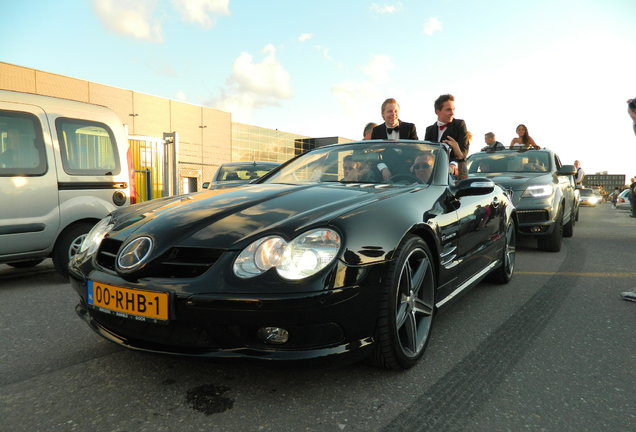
left=467, top=148, right=577, bottom=252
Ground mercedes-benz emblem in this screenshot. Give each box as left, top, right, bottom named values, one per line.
left=117, top=237, right=153, bottom=270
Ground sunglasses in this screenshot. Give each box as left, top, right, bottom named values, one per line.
left=413, top=163, right=431, bottom=170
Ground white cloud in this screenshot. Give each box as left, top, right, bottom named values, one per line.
left=171, top=0, right=230, bottom=28
left=176, top=90, right=187, bottom=101
left=332, top=55, right=395, bottom=115
left=92, top=0, right=163, bottom=42
left=370, top=3, right=402, bottom=14
left=298, top=33, right=313, bottom=42
left=314, top=45, right=333, bottom=61
left=363, top=55, right=394, bottom=84
left=423, top=17, right=442, bottom=36
left=214, top=44, right=292, bottom=122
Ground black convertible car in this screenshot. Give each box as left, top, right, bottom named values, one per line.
left=70, top=140, right=516, bottom=370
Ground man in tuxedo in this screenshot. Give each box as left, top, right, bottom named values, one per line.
left=371, top=98, right=418, bottom=140
left=370, top=98, right=418, bottom=180
left=424, top=94, right=469, bottom=178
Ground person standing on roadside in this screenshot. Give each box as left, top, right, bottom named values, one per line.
left=424, top=94, right=469, bottom=179
left=574, top=160, right=585, bottom=186
left=629, top=176, right=636, bottom=218
left=628, top=98, right=636, bottom=137
left=622, top=98, right=636, bottom=302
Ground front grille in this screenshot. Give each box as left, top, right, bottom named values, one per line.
left=95, top=238, right=223, bottom=278
left=154, top=247, right=223, bottom=278
left=517, top=210, right=549, bottom=223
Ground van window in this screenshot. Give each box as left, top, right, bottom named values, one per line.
left=0, top=110, right=47, bottom=176
left=56, top=118, right=121, bottom=175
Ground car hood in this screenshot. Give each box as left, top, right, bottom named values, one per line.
left=480, top=172, right=554, bottom=191
left=109, top=183, right=414, bottom=250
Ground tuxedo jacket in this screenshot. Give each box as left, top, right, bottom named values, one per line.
left=424, top=118, right=469, bottom=161
left=371, top=121, right=418, bottom=140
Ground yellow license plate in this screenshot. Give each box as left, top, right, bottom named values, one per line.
left=88, top=280, right=169, bottom=321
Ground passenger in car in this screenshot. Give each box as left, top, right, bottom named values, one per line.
left=509, top=124, right=540, bottom=149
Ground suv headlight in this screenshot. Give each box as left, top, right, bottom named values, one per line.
left=79, top=217, right=113, bottom=256
left=521, top=184, right=553, bottom=198
left=233, top=228, right=341, bottom=280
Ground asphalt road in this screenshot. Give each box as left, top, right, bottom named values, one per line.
left=1, top=204, right=635, bottom=432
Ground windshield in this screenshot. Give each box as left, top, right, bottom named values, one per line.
left=216, top=163, right=278, bottom=182
left=468, top=151, right=551, bottom=174
left=580, top=189, right=594, bottom=196
left=263, top=142, right=442, bottom=185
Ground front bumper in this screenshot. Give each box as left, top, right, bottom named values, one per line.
left=69, top=264, right=384, bottom=363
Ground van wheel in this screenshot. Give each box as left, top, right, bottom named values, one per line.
left=8, top=259, right=44, bottom=269
left=53, top=222, right=93, bottom=278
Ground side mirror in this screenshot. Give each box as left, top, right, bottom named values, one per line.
left=202, top=182, right=210, bottom=189
left=558, top=165, right=577, bottom=176
left=454, top=177, right=495, bottom=198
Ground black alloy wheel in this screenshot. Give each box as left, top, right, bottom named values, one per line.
left=372, top=236, right=436, bottom=370
left=487, top=219, right=516, bottom=284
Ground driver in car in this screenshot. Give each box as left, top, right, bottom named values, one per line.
left=411, top=152, right=436, bottom=183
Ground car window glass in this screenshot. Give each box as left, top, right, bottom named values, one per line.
left=0, top=110, right=47, bottom=176
left=264, top=143, right=439, bottom=185
left=56, top=118, right=120, bottom=175
left=468, top=151, right=550, bottom=173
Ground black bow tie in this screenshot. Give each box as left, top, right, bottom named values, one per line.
left=387, top=125, right=399, bottom=134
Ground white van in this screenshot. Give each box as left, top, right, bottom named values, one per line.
left=0, top=90, right=132, bottom=277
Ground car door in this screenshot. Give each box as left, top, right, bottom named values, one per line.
left=553, top=154, right=575, bottom=221
left=0, top=101, right=60, bottom=256
left=453, top=189, right=503, bottom=279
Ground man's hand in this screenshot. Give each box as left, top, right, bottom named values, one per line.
left=443, top=136, right=463, bottom=159
left=381, top=167, right=392, bottom=181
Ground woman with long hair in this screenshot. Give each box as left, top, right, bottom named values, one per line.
left=510, top=124, right=540, bottom=149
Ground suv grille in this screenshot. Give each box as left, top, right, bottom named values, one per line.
left=517, top=210, right=549, bottom=223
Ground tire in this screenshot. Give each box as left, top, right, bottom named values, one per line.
left=7, top=259, right=44, bottom=269
left=537, top=208, right=563, bottom=252
left=563, top=210, right=574, bottom=238
left=487, top=219, right=516, bottom=284
left=371, top=236, right=436, bottom=370
left=52, top=222, right=94, bottom=278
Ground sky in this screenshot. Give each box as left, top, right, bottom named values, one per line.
left=2, top=0, right=635, bottom=178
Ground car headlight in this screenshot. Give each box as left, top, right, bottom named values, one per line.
left=233, top=228, right=341, bottom=280
left=79, top=217, right=113, bottom=256
left=521, top=184, right=553, bottom=198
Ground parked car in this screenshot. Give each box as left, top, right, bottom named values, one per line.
left=202, top=161, right=280, bottom=189
left=616, top=189, right=631, bottom=210
left=578, top=188, right=599, bottom=207
left=0, top=90, right=132, bottom=277
left=70, top=140, right=516, bottom=370
left=467, top=148, right=577, bottom=252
